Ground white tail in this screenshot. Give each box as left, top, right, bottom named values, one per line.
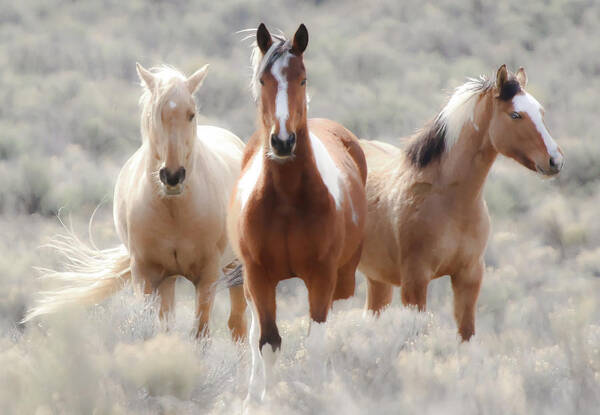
left=22, top=229, right=131, bottom=323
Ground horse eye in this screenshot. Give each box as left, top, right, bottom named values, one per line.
left=188, top=112, right=195, bottom=122
left=301, top=79, right=307, bottom=86
left=260, top=78, right=264, bottom=86
left=510, top=112, right=521, bottom=119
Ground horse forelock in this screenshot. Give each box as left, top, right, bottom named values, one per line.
left=139, top=66, right=191, bottom=145
left=250, top=36, right=289, bottom=101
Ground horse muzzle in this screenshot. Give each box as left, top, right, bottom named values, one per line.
left=159, top=166, right=186, bottom=195
left=537, top=154, right=564, bottom=176
left=270, top=132, right=296, bottom=158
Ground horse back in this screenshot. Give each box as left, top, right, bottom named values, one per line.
left=308, top=118, right=367, bottom=185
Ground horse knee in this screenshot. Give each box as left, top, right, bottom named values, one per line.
left=259, top=326, right=281, bottom=353
left=459, top=322, right=475, bottom=342
left=228, top=314, right=247, bottom=341
left=307, top=273, right=335, bottom=323
left=309, top=288, right=332, bottom=323
left=366, top=277, right=393, bottom=313
left=452, top=263, right=483, bottom=341
left=333, top=274, right=355, bottom=301
left=401, top=279, right=428, bottom=310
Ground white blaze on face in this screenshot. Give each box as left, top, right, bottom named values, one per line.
left=271, top=52, right=292, bottom=140
left=238, top=151, right=264, bottom=210
left=512, top=92, right=562, bottom=162
left=309, top=132, right=344, bottom=211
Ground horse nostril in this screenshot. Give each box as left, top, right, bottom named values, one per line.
left=549, top=157, right=557, bottom=169
left=288, top=132, right=296, bottom=145
left=178, top=167, right=186, bottom=183
left=159, top=167, right=168, bottom=185
left=160, top=167, right=186, bottom=186
left=271, top=133, right=279, bottom=147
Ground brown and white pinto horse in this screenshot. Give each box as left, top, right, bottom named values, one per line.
left=228, top=24, right=367, bottom=403
left=359, top=65, right=564, bottom=341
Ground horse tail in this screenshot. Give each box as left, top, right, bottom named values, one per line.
left=219, top=259, right=244, bottom=289
left=21, top=230, right=131, bottom=323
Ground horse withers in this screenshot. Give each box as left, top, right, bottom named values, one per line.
left=359, top=65, right=564, bottom=341
left=24, top=64, right=247, bottom=340
left=228, top=23, right=367, bottom=404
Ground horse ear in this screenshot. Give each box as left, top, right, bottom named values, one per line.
left=516, top=67, right=528, bottom=88
left=136, top=62, right=155, bottom=90
left=291, top=23, right=308, bottom=55
left=257, top=23, right=273, bottom=54
left=187, top=64, right=209, bottom=93
left=495, top=64, right=508, bottom=91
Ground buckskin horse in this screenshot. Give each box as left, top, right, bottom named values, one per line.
left=359, top=65, right=564, bottom=341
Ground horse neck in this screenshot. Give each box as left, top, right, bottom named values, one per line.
left=262, top=123, right=322, bottom=203
left=438, top=91, right=498, bottom=204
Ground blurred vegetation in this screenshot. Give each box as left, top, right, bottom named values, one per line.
left=0, top=2, right=598, bottom=413
left=0, top=2, right=596, bottom=193
left=0, top=0, right=597, bottom=257
left=0, top=0, right=598, bottom=261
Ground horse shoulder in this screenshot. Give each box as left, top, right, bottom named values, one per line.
left=308, top=118, right=367, bottom=183
left=242, top=132, right=262, bottom=167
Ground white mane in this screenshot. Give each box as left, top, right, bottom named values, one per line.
left=436, top=76, right=491, bottom=150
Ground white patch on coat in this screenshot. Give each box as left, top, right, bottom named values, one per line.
left=271, top=52, right=292, bottom=139
left=168, top=100, right=177, bottom=109
left=512, top=92, right=562, bottom=161
left=238, top=151, right=263, bottom=210
left=309, top=132, right=343, bottom=209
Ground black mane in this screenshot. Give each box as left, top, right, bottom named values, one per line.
left=406, top=118, right=446, bottom=168
left=405, top=75, right=520, bottom=168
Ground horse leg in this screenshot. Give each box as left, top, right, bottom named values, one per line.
left=192, top=258, right=219, bottom=338
left=332, top=244, right=362, bottom=301
left=307, top=264, right=337, bottom=323
left=131, top=257, right=168, bottom=320
left=131, top=257, right=163, bottom=294
left=451, top=259, right=484, bottom=341
left=304, top=265, right=336, bottom=382
left=158, top=276, right=176, bottom=323
left=244, top=262, right=279, bottom=403
left=227, top=284, right=247, bottom=341
left=365, top=276, right=394, bottom=314
left=400, top=265, right=429, bottom=311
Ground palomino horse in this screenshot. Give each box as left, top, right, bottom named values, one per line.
left=227, top=24, right=367, bottom=403
left=359, top=65, right=564, bottom=341
left=24, top=64, right=247, bottom=340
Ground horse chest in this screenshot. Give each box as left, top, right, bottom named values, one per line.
left=129, top=202, right=223, bottom=274
left=399, top=195, right=489, bottom=275
left=244, top=195, right=337, bottom=270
